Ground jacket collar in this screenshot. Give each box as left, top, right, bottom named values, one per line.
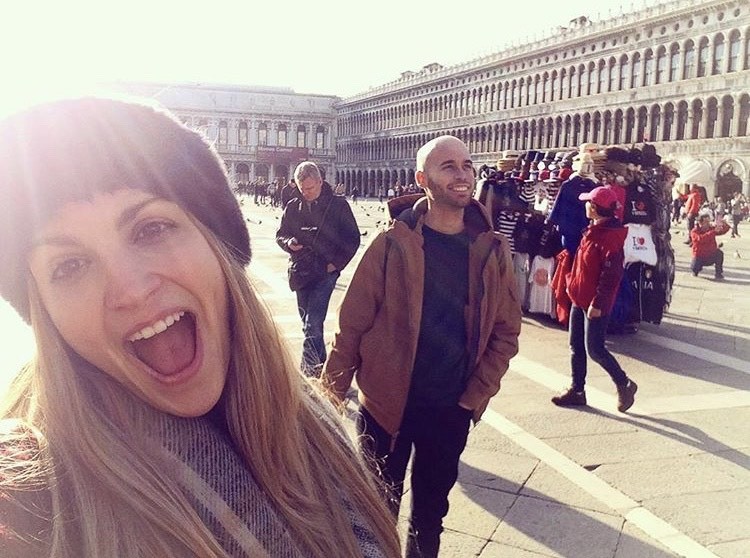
left=389, top=195, right=493, bottom=240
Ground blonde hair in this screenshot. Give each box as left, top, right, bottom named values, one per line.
left=2, top=221, right=400, bottom=557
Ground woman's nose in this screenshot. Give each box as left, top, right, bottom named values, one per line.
left=103, top=257, right=161, bottom=310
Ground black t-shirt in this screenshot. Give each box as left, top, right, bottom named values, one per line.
left=409, top=225, right=470, bottom=408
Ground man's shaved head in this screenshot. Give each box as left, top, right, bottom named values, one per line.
left=416, top=135, right=469, bottom=172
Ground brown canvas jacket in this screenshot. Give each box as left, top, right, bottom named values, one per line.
left=322, top=197, right=522, bottom=437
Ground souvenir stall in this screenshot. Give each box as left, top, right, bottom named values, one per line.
left=477, top=143, right=677, bottom=332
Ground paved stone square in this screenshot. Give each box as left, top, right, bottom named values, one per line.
left=243, top=198, right=749, bottom=558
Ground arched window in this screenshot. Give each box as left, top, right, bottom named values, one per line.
left=510, top=81, right=517, bottom=108
left=258, top=122, right=268, bottom=146
left=619, top=56, right=629, bottom=90
left=296, top=124, right=306, bottom=147
left=712, top=34, right=725, bottom=75
left=277, top=123, right=287, bottom=147
left=542, top=74, right=550, bottom=103
left=728, top=30, right=741, bottom=72
left=656, top=47, right=667, bottom=84
left=739, top=94, right=750, bottom=136
left=315, top=126, right=326, bottom=149
left=631, top=53, right=641, bottom=88
left=683, top=40, right=695, bottom=78
left=218, top=121, right=228, bottom=145
left=669, top=44, right=680, bottom=81
left=238, top=121, right=248, bottom=146
left=588, top=62, right=596, bottom=95
left=561, top=69, right=569, bottom=99
left=697, top=37, right=709, bottom=77
left=608, top=59, right=616, bottom=91
left=598, top=60, right=607, bottom=93
left=644, top=49, right=654, bottom=86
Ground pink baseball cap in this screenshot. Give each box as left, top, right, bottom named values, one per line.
left=579, top=186, right=619, bottom=209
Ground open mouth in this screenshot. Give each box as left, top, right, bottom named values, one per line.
left=128, top=311, right=197, bottom=377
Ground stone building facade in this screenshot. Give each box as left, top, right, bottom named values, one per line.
left=335, top=0, right=750, bottom=200
left=113, top=82, right=337, bottom=187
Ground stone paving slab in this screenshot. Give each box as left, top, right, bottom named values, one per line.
left=458, top=447, right=538, bottom=494
left=489, top=495, right=624, bottom=558
left=478, top=540, right=554, bottom=557
left=595, top=453, right=748, bottom=501
left=643, top=488, right=750, bottom=548
left=540, top=428, right=730, bottom=465
left=520, top=462, right=617, bottom=515
left=615, top=522, right=680, bottom=558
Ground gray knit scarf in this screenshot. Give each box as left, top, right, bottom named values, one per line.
left=151, top=412, right=386, bottom=558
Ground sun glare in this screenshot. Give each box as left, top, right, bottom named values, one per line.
left=0, top=300, right=34, bottom=393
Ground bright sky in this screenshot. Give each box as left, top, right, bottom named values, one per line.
left=0, top=0, right=659, bottom=387
left=1, top=0, right=659, bottom=112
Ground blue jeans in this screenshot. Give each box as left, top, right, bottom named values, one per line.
left=569, top=304, right=628, bottom=391
left=296, top=270, right=339, bottom=376
left=690, top=249, right=724, bottom=276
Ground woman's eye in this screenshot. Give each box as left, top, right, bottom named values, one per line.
left=51, top=258, right=88, bottom=282
left=134, top=220, right=175, bottom=243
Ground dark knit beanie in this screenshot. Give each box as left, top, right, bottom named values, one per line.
left=0, top=97, right=251, bottom=323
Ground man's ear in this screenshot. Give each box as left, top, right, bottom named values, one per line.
left=415, top=170, right=426, bottom=188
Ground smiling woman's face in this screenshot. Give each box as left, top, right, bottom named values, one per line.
left=27, top=189, right=230, bottom=417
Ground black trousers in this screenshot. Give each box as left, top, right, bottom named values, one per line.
left=357, top=405, right=471, bottom=558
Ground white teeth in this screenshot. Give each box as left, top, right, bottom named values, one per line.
left=128, top=311, right=185, bottom=342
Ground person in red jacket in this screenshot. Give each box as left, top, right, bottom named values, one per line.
left=552, top=186, right=638, bottom=412
left=690, top=213, right=730, bottom=279
left=683, top=184, right=703, bottom=245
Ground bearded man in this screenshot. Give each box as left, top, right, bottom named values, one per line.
left=322, top=136, right=521, bottom=558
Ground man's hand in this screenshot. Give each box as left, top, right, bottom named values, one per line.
left=587, top=305, right=602, bottom=319
left=287, top=238, right=303, bottom=252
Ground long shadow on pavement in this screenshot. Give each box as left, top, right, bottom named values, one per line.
left=454, top=462, right=677, bottom=558
left=573, top=406, right=750, bottom=471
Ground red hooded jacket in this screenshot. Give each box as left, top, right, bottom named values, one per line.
left=684, top=188, right=702, bottom=217
left=566, top=218, right=627, bottom=314
left=690, top=220, right=729, bottom=259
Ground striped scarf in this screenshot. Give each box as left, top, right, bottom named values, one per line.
left=153, top=413, right=386, bottom=557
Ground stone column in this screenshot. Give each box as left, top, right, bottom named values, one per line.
left=732, top=94, right=742, bottom=136
left=701, top=103, right=710, bottom=139
left=687, top=110, right=695, bottom=140
left=659, top=108, right=667, bottom=141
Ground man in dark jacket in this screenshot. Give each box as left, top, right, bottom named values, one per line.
left=552, top=186, right=638, bottom=412
left=276, top=161, right=360, bottom=376
left=280, top=179, right=298, bottom=208
left=322, top=136, right=522, bottom=558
